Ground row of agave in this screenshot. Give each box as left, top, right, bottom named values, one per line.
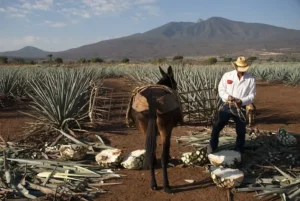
left=249, top=64, right=300, bottom=86
left=0, top=62, right=299, bottom=132
left=124, top=63, right=300, bottom=86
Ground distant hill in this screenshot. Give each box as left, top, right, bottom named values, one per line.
left=0, top=46, right=51, bottom=59
left=1, top=17, right=300, bottom=60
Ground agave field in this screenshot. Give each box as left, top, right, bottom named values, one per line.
left=1, top=62, right=300, bottom=130
left=0, top=62, right=300, bottom=200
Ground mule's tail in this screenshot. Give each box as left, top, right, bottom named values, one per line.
left=144, top=89, right=158, bottom=170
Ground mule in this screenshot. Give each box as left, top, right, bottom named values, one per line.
left=128, top=66, right=182, bottom=193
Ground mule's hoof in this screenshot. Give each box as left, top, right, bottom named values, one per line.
left=164, top=187, right=172, bottom=194
left=151, top=184, right=158, bottom=191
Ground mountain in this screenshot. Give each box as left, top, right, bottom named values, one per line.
left=1, top=17, right=300, bottom=60
left=0, top=46, right=51, bottom=59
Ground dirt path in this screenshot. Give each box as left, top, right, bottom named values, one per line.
left=1, top=77, right=299, bottom=201
left=95, top=78, right=300, bottom=201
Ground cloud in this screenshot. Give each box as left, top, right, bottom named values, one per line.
left=7, top=6, right=30, bottom=14
left=1, top=5, right=30, bottom=20
left=71, top=20, right=80, bottom=24
left=59, top=8, right=91, bottom=18
left=135, top=0, right=157, bottom=4
left=21, top=0, right=53, bottom=11
left=7, top=13, right=27, bottom=18
left=51, top=22, right=66, bottom=27
left=43, top=20, right=67, bottom=28
left=132, top=13, right=147, bottom=22
left=79, top=0, right=159, bottom=16
left=1, top=0, right=161, bottom=22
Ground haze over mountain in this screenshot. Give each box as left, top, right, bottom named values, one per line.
left=1, top=17, right=300, bottom=61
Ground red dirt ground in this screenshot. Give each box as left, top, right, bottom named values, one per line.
left=1, top=77, right=300, bottom=201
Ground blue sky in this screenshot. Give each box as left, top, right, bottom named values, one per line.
left=0, top=0, right=300, bottom=52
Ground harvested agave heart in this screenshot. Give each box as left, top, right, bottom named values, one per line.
left=208, top=150, right=241, bottom=168
left=59, top=144, right=88, bottom=160
left=95, top=149, right=123, bottom=168
left=276, top=127, right=297, bottom=146
left=181, top=147, right=208, bottom=166
left=210, top=167, right=244, bottom=188
left=121, top=149, right=145, bottom=169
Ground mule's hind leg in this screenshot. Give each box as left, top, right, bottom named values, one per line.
left=158, top=119, right=173, bottom=194
left=161, top=134, right=172, bottom=193
left=136, top=112, right=158, bottom=190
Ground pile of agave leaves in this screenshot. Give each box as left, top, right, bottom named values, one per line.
left=175, top=127, right=300, bottom=201
left=0, top=132, right=124, bottom=201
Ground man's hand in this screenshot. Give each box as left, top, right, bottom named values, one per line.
left=228, top=95, right=235, bottom=102
left=236, top=99, right=242, bottom=107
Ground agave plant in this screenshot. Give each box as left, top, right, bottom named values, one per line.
left=0, top=68, right=20, bottom=96
left=266, top=67, right=288, bottom=83
left=249, top=66, right=270, bottom=81
left=25, top=67, right=101, bottom=131
left=285, top=69, right=300, bottom=86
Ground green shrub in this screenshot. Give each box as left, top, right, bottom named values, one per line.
left=152, top=57, right=167, bottom=64
left=0, top=56, right=8, bottom=64
left=247, top=56, right=258, bottom=62
left=207, top=57, right=217, bottom=64
left=55, top=58, right=63, bottom=64
left=91, top=57, right=104, bottom=63
left=173, top=55, right=183, bottom=61
left=122, top=58, right=130, bottom=63
left=29, top=61, right=37, bottom=65
left=223, top=57, right=232, bottom=62
left=78, top=58, right=86, bottom=63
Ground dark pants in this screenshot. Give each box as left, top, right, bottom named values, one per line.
left=210, top=103, right=246, bottom=153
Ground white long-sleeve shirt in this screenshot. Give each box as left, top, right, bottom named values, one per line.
left=218, top=70, right=256, bottom=106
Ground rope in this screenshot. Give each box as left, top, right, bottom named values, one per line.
left=220, top=100, right=247, bottom=123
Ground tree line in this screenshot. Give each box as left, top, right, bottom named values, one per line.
left=0, top=54, right=131, bottom=65
left=1, top=54, right=299, bottom=65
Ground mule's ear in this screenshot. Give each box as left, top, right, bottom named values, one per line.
left=159, top=66, right=166, bottom=76
left=167, top=66, right=173, bottom=76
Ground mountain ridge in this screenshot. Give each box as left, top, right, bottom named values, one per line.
left=1, top=17, right=300, bottom=60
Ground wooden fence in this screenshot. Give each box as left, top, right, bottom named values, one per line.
left=178, top=88, right=220, bottom=125
left=89, top=85, right=220, bottom=126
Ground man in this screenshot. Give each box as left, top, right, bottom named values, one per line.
left=208, top=56, right=256, bottom=154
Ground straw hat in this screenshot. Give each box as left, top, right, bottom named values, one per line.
left=231, top=56, right=250, bottom=72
